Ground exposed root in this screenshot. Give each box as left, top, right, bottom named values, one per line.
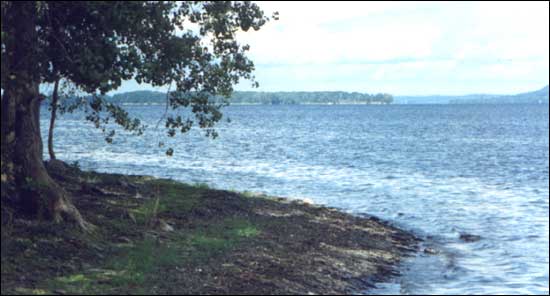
left=51, top=187, right=96, bottom=233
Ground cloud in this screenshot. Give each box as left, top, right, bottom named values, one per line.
left=239, top=2, right=442, bottom=64
left=232, top=1, right=549, bottom=94
left=116, top=1, right=549, bottom=95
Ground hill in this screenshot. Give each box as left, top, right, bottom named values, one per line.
left=394, top=85, right=549, bottom=104
left=449, top=85, right=549, bottom=104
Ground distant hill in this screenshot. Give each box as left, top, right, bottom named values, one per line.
left=46, top=86, right=549, bottom=106
left=395, top=85, right=549, bottom=104
left=394, top=94, right=500, bottom=104
left=449, top=85, right=549, bottom=104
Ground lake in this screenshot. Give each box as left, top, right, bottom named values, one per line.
left=41, top=103, right=549, bottom=294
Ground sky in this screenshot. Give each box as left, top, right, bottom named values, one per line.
left=115, top=1, right=550, bottom=96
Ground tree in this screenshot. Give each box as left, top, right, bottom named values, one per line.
left=47, top=78, right=60, bottom=160
left=1, top=1, right=270, bottom=230
left=46, top=79, right=83, bottom=160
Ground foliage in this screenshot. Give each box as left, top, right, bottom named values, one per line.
left=1, top=1, right=272, bottom=152
left=222, top=91, right=394, bottom=105
left=86, top=90, right=395, bottom=105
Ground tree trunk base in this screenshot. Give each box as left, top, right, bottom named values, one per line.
left=19, top=170, right=96, bottom=232
left=52, top=195, right=96, bottom=232
left=2, top=2, right=93, bottom=233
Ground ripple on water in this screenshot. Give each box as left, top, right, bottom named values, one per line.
left=43, top=104, right=550, bottom=294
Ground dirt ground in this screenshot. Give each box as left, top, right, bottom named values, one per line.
left=1, top=161, right=419, bottom=295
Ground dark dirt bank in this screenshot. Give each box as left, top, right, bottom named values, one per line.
left=1, top=161, right=419, bottom=295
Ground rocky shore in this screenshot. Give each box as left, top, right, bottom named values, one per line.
left=1, top=162, right=419, bottom=295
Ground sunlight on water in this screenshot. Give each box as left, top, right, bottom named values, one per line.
left=42, top=104, right=549, bottom=295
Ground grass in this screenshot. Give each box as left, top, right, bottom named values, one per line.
left=1, top=183, right=261, bottom=294
left=193, top=182, right=210, bottom=190
left=46, top=236, right=181, bottom=294
left=127, top=178, right=205, bottom=226
left=131, top=197, right=162, bottom=226
left=1, top=168, right=417, bottom=295
left=44, top=214, right=261, bottom=294
left=1, top=175, right=255, bottom=295
left=87, top=178, right=255, bottom=293
left=147, top=179, right=204, bottom=211
left=187, top=218, right=261, bottom=261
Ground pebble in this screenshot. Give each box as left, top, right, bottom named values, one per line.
left=423, top=247, right=439, bottom=255
left=459, top=233, right=481, bottom=242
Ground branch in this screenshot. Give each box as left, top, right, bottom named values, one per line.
left=156, top=81, right=172, bottom=129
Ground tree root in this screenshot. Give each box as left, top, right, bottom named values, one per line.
left=53, top=195, right=97, bottom=233
left=28, top=173, right=97, bottom=233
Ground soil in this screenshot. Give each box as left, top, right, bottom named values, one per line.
left=1, top=161, right=420, bottom=295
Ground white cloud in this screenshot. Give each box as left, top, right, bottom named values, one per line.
left=239, top=2, right=442, bottom=64
left=451, top=2, right=549, bottom=62
left=233, top=1, right=550, bottom=94
left=118, top=1, right=550, bottom=95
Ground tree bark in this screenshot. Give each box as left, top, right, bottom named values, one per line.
left=2, top=2, right=93, bottom=231
left=48, top=78, right=60, bottom=160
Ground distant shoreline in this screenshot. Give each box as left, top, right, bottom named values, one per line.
left=98, top=101, right=548, bottom=106
left=40, top=85, right=548, bottom=105
left=113, top=102, right=393, bottom=106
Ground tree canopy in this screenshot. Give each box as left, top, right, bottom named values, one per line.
left=0, top=1, right=272, bottom=228
left=2, top=1, right=272, bottom=148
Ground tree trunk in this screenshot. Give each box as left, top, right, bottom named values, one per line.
left=48, top=78, right=60, bottom=160
left=2, top=2, right=93, bottom=231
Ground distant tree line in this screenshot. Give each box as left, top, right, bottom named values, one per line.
left=224, top=91, right=394, bottom=105
left=95, top=90, right=394, bottom=105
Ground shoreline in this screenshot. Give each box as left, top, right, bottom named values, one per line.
left=1, top=162, right=420, bottom=295
left=107, top=102, right=392, bottom=106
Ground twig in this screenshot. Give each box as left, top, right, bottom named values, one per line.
left=156, top=81, right=173, bottom=129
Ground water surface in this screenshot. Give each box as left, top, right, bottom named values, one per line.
left=42, top=104, right=549, bottom=294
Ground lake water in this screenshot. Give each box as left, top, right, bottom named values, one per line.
left=41, top=104, right=549, bottom=295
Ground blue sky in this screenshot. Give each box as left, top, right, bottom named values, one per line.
left=115, top=1, right=549, bottom=96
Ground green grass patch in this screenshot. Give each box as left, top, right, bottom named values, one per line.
left=107, top=238, right=180, bottom=288
left=126, top=179, right=207, bottom=226
left=131, top=197, right=164, bottom=226
left=7, top=177, right=264, bottom=295
left=193, top=182, right=210, bottom=190
left=237, top=190, right=272, bottom=201
left=45, top=217, right=261, bottom=294
left=48, top=237, right=181, bottom=294
left=241, top=190, right=256, bottom=198
left=185, top=218, right=260, bottom=262
left=12, top=288, right=50, bottom=295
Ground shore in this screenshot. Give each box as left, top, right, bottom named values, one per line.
left=1, top=162, right=419, bottom=295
